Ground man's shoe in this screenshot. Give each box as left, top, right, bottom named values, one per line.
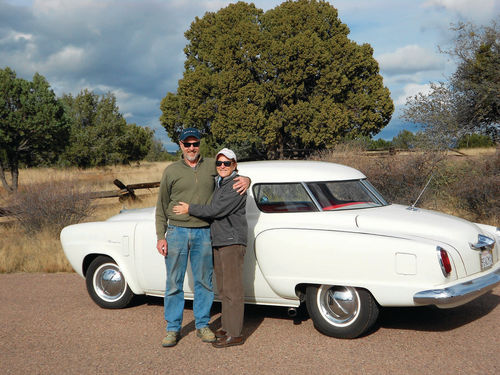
left=212, top=336, right=244, bottom=348
left=196, top=327, right=216, bottom=343
left=162, top=331, right=180, bottom=347
left=215, top=329, right=227, bottom=338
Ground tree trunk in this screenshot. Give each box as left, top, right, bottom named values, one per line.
left=11, top=166, right=19, bottom=193
left=268, top=129, right=285, bottom=160
left=0, top=161, right=14, bottom=193
left=0, top=158, right=18, bottom=193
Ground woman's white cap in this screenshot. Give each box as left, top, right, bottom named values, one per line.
left=216, top=148, right=237, bottom=162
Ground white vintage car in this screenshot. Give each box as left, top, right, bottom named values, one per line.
left=61, top=160, right=500, bottom=338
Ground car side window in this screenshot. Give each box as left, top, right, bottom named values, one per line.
left=306, top=180, right=384, bottom=210
left=253, top=183, right=318, bottom=213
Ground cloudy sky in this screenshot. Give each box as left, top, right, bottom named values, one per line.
left=1, top=0, right=498, bottom=150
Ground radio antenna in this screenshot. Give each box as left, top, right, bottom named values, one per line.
left=408, top=173, right=433, bottom=211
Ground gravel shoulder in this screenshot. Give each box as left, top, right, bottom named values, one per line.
left=1, top=273, right=499, bottom=375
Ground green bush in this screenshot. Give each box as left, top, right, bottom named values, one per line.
left=457, top=134, right=495, bottom=148
left=145, top=139, right=177, bottom=162
left=368, top=138, right=392, bottom=150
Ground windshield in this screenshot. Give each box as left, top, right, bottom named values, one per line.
left=253, top=179, right=387, bottom=213
left=305, top=179, right=388, bottom=211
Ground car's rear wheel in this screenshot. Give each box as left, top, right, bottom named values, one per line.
left=86, top=256, right=135, bottom=309
left=306, top=285, right=379, bottom=339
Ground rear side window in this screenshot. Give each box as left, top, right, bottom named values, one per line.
left=306, top=180, right=386, bottom=210
left=253, top=183, right=317, bottom=213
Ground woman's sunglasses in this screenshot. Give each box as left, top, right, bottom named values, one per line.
left=216, top=161, right=233, bottom=167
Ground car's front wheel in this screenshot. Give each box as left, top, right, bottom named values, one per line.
left=306, top=285, right=379, bottom=339
left=86, top=256, right=135, bottom=309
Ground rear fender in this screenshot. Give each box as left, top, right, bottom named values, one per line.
left=255, top=228, right=464, bottom=306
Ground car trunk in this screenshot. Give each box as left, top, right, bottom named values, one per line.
left=354, top=204, right=497, bottom=277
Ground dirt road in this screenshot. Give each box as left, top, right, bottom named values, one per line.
left=1, top=273, right=499, bottom=375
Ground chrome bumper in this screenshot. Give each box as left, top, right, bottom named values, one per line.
left=413, top=268, right=500, bottom=307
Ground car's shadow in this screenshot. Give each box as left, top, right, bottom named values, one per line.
left=373, top=290, right=500, bottom=334
left=140, top=290, right=500, bottom=338
left=143, top=298, right=268, bottom=339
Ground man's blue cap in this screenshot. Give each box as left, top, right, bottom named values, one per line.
left=179, top=127, right=201, bottom=141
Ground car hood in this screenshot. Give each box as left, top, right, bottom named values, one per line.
left=355, top=204, right=483, bottom=247
left=107, top=207, right=155, bottom=222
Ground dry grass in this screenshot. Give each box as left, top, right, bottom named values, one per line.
left=0, top=225, right=73, bottom=273
left=13, top=161, right=171, bottom=192
left=453, top=147, right=498, bottom=156
left=0, top=161, right=170, bottom=273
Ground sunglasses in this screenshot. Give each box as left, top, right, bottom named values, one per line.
left=181, top=141, right=200, bottom=148
left=216, top=160, right=233, bottom=167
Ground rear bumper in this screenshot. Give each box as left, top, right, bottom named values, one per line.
left=413, top=268, right=500, bottom=308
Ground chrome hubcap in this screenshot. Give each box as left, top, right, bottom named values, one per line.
left=93, top=263, right=126, bottom=302
left=317, top=285, right=360, bottom=326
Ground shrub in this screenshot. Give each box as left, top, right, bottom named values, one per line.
left=368, top=138, right=392, bottom=150
left=450, top=155, right=500, bottom=221
left=7, top=179, right=95, bottom=234
left=391, top=130, right=419, bottom=150
left=457, top=133, right=495, bottom=148
left=145, top=138, right=177, bottom=162
left=366, top=152, right=445, bottom=205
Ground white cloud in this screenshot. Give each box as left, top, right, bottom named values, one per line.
left=378, top=45, right=444, bottom=74
left=33, top=0, right=105, bottom=14
left=42, top=46, right=86, bottom=72
left=424, top=0, right=499, bottom=23
left=395, top=83, right=433, bottom=105
left=0, top=31, right=33, bottom=43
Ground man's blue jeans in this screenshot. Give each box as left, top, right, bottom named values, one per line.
left=164, top=225, right=213, bottom=332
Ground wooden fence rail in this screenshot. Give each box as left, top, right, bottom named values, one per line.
left=0, top=179, right=160, bottom=218
left=89, top=179, right=160, bottom=200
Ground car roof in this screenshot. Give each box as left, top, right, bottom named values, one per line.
left=237, top=160, right=366, bottom=183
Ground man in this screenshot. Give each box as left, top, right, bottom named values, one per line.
left=155, top=127, right=249, bottom=347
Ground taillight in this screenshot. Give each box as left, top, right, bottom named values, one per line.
left=437, top=246, right=452, bottom=276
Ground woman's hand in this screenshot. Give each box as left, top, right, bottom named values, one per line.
left=172, top=201, right=189, bottom=215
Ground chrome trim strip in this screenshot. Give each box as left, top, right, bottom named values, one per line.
left=413, top=268, right=500, bottom=306
left=360, top=179, right=388, bottom=206
left=301, top=182, right=323, bottom=211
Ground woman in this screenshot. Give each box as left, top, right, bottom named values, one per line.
left=173, top=148, right=248, bottom=348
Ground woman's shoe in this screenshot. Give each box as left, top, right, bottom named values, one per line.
left=212, top=336, right=244, bottom=348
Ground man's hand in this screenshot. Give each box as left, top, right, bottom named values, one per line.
left=157, top=239, right=168, bottom=257
left=233, top=176, right=251, bottom=195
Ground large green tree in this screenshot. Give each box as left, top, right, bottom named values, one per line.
left=60, top=89, right=152, bottom=167
left=403, top=20, right=499, bottom=146
left=0, top=67, right=68, bottom=193
left=161, top=0, right=393, bottom=159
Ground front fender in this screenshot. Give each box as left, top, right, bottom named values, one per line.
left=61, top=222, right=145, bottom=295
